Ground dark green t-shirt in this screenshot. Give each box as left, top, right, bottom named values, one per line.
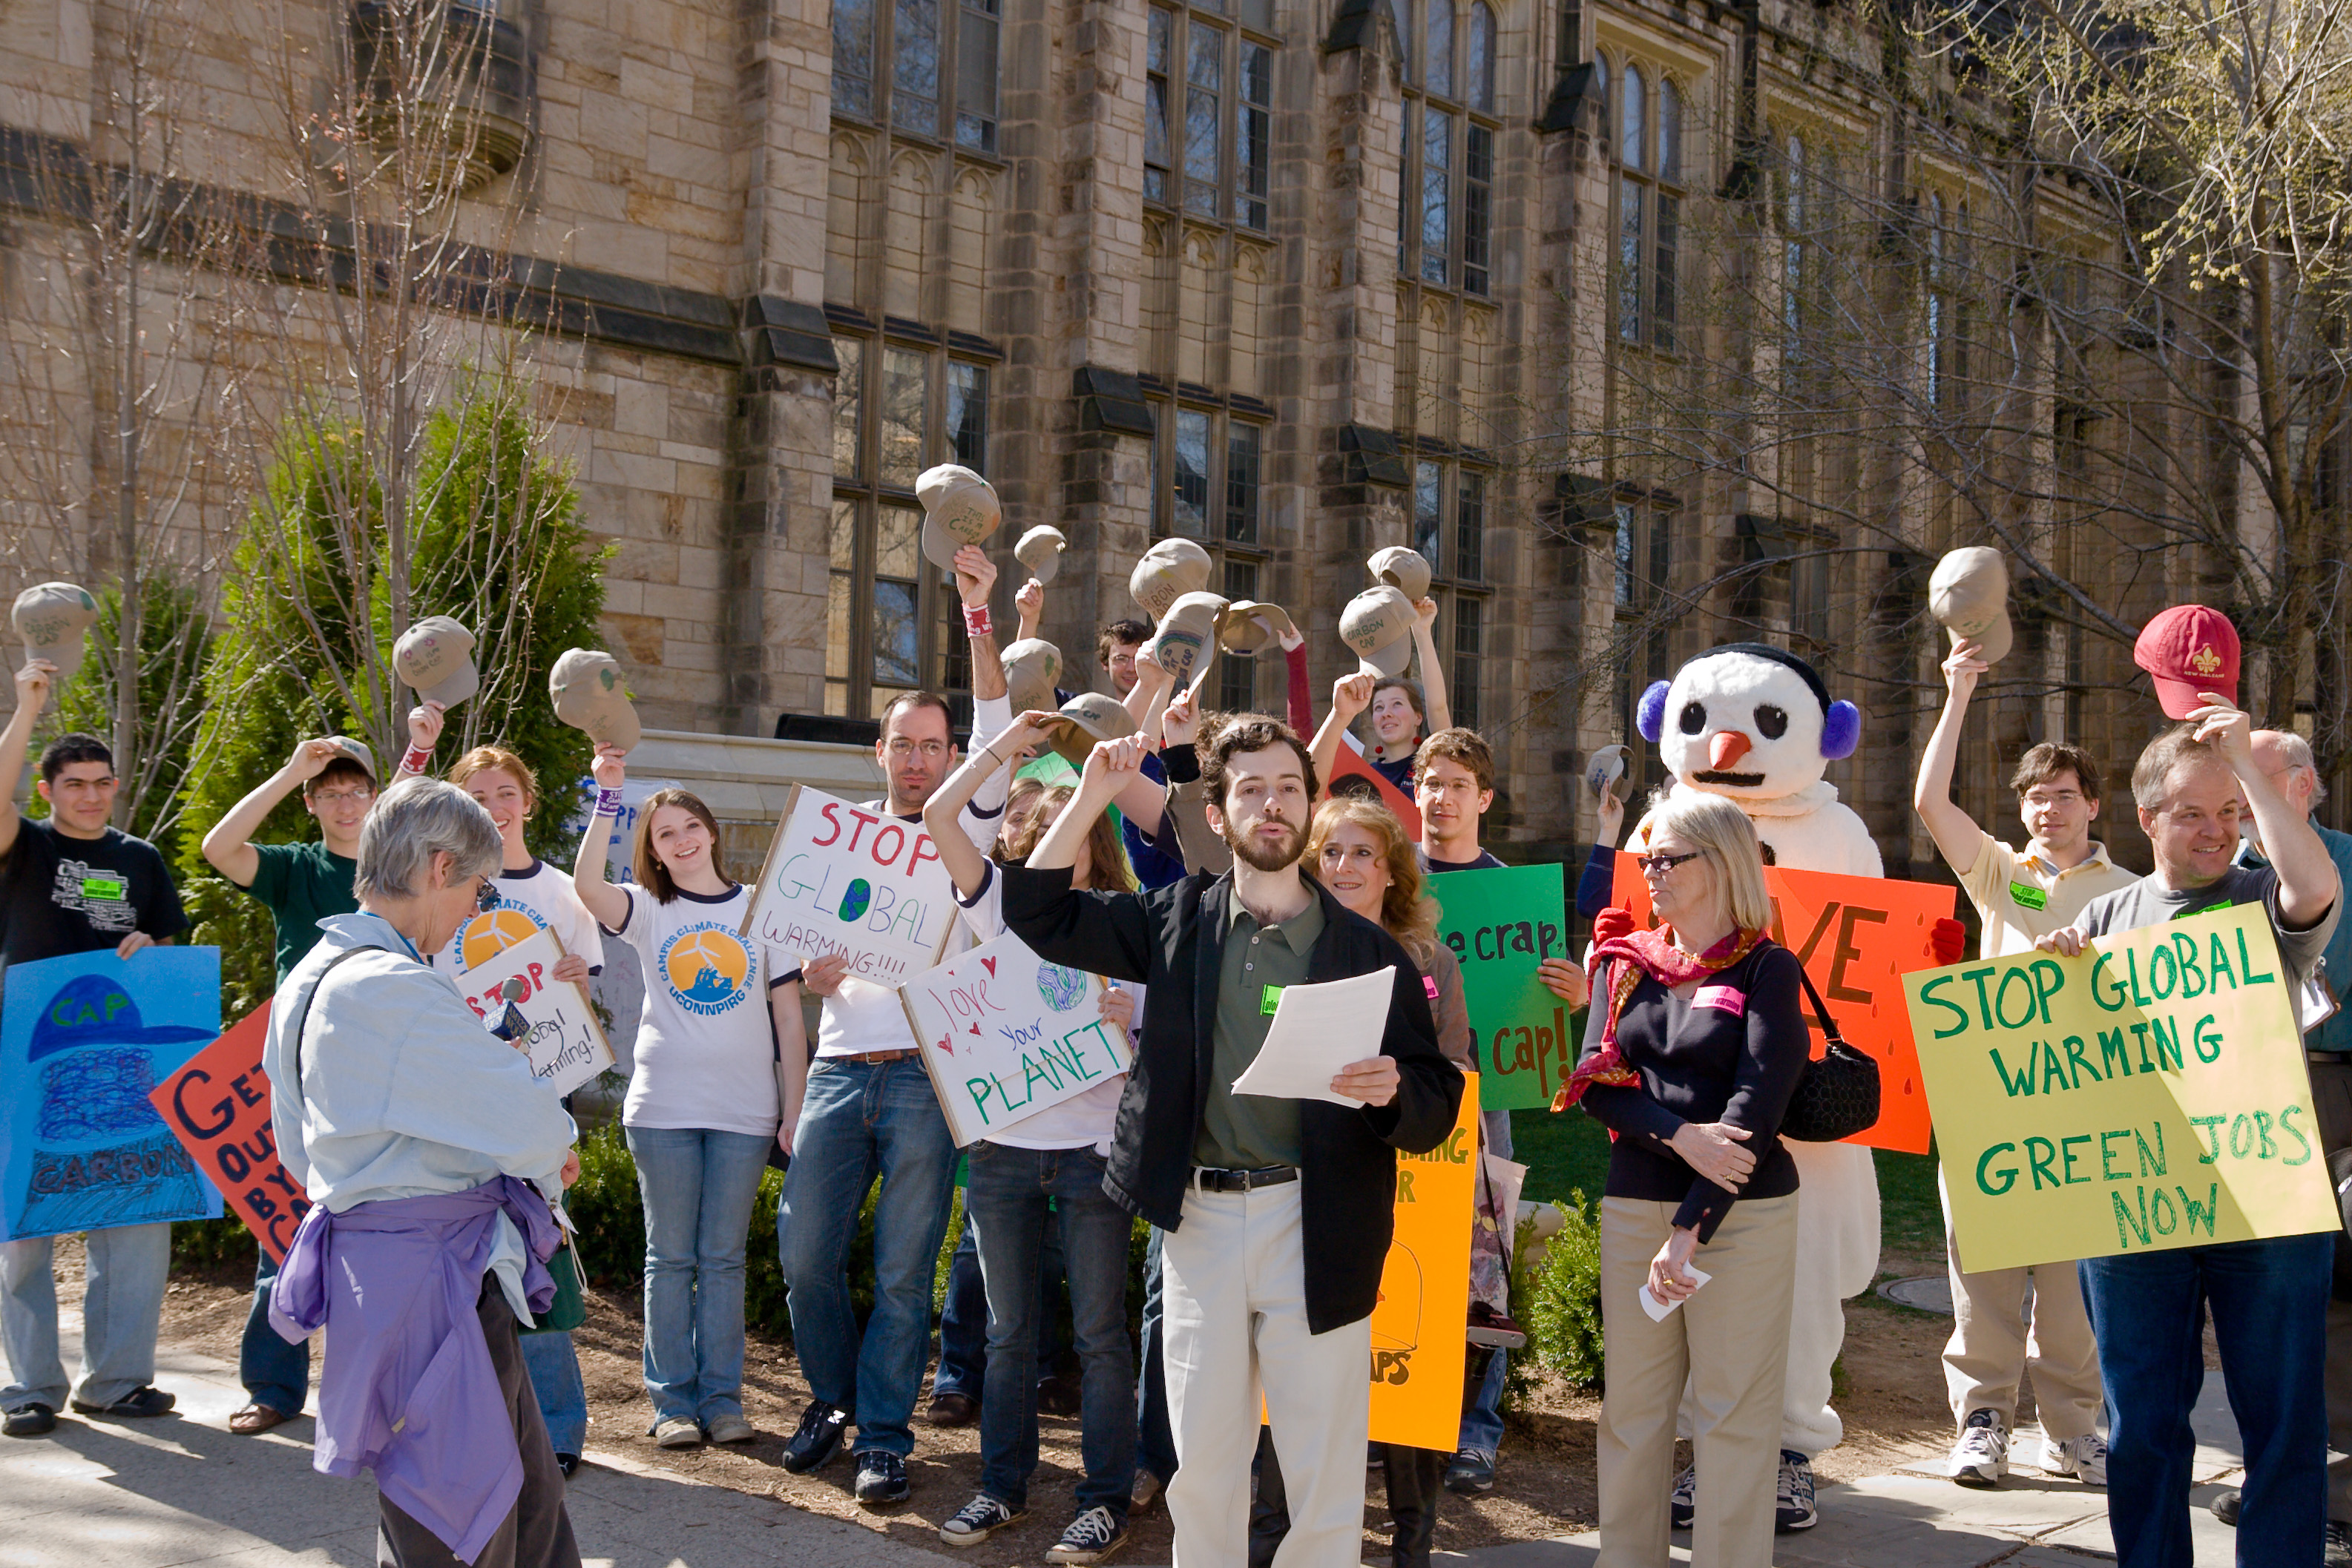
left=240, top=840, right=361, bottom=981
left=1194, top=895, right=1325, bottom=1171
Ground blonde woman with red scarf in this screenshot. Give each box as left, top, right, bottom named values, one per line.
left=1558, top=791, right=1810, bottom=1568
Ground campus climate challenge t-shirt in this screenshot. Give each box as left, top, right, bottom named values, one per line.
left=240, top=840, right=359, bottom=981
left=609, top=882, right=792, bottom=1139
left=433, top=858, right=606, bottom=977
left=0, top=820, right=188, bottom=970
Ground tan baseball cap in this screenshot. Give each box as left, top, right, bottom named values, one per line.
left=1014, top=526, right=1069, bottom=586
left=1002, top=638, right=1064, bottom=717
left=315, top=736, right=380, bottom=785
left=917, top=464, right=1002, bottom=571
left=1218, top=601, right=1297, bottom=656
left=1042, top=690, right=1137, bottom=767
left=1369, top=546, right=1433, bottom=603
left=1130, top=538, right=1212, bottom=622
left=1928, top=547, right=2013, bottom=665
left=392, top=616, right=479, bottom=707
left=550, top=648, right=641, bottom=752
left=1340, top=585, right=1417, bottom=679
left=11, top=582, right=98, bottom=679
left=1146, top=592, right=1226, bottom=695
left=1584, top=743, right=1632, bottom=803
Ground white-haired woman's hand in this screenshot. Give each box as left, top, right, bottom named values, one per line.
left=1647, top=1225, right=1701, bottom=1302
left=1669, top=1120, right=1755, bottom=1189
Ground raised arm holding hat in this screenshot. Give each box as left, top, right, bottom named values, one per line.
left=1928, top=547, right=2014, bottom=666
left=393, top=616, right=480, bottom=709
left=1131, top=538, right=1212, bottom=622
left=1218, top=601, right=1314, bottom=734
left=2132, top=603, right=2241, bottom=720
left=917, top=464, right=1002, bottom=568
left=550, top=650, right=642, bottom=754
left=12, top=582, right=98, bottom=681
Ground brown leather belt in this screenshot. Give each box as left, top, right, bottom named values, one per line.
left=835, top=1049, right=918, bottom=1065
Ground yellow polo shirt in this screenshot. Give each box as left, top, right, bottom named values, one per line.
left=1954, top=832, right=2141, bottom=958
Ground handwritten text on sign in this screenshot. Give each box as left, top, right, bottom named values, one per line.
left=1367, top=1073, right=1479, bottom=1447
left=743, top=784, right=956, bottom=986
left=452, top=927, right=616, bottom=1098
left=148, top=1005, right=308, bottom=1264
left=898, top=931, right=1132, bottom=1147
left=1430, top=863, right=1572, bottom=1110
left=1612, top=855, right=1954, bottom=1153
left=1905, top=904, right=2338, bottom=1272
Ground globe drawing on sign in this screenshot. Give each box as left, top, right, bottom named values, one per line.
left=1036, top=963, right=1088, bottom=1013
left=459, top=906, right=542, bottom=971
left=663, top=926, right=752, bottom=1013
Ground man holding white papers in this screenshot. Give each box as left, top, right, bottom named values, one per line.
left=1002, top=714, right=1461, bottom=1567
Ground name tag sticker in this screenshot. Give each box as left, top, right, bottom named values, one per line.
left=79, top=874, right=128, bottom=902
left=1422, top=975, right=1441, bottom=1002
left=1261, top=984, right=1284, bottom=1015
left=2008, top=881, right=2049, bottom=911
left=1692, top=984, right=1747, bottom=1015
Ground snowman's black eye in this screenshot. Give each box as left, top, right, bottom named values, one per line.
left=1754, top=704, right=1788, bottom=739
left=1678, top=700, right=1707, bottom=735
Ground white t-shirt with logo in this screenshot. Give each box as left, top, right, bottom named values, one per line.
left=609, top=882, right=795, bottom=1138
left=433, top=858, right=607, bottom=977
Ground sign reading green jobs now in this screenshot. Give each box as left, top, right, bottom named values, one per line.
left=1431, top=863, right=1572, bottom=1110
left=1903, top=904, right=2337, bottom=1273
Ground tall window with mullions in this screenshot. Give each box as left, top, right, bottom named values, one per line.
left=1412, top=458, right=1491, bottom=730
left=832, top=0, right=999, bottom=152
left=1146, top=4, right=1278, bottom=231
left=1612, top=58, right=1681, bottom=349
left=1153, top=405, right=1269, bottom=708
left=1396, top=0, right=1498, bottom=294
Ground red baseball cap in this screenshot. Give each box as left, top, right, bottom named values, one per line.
left=2132, top=605, right=2240, bottom=719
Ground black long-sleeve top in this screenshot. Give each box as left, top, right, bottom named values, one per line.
left=1575, top=938, right=1810, bottom=1241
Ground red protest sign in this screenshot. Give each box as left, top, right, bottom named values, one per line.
left=147, top=1004, right=312, bottom=1263
left=1609, top=854, right=1954, bottom=1154
left=1327, top=746, right=1422, bottom=837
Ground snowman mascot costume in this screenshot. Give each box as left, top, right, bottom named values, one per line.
left=1626, top=642, right=1880, bottom=1526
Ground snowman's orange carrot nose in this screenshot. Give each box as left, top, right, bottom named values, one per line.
left=1709, top=730, right=1752, bottom=768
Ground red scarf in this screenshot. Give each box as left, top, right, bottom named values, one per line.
left=1551, top=924, right=1767, bottom=1111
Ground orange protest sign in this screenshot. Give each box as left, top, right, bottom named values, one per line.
left=1327, top=746, right=1421, bottom=837
left=1609, top=854, right=1954, bottom=1153
left=1367, top=1073, right=1479, bottom=1446
left=147, top=1005, right=312, bottom=1263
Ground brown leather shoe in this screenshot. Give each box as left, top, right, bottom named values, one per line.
left=923, top=1391, right=979, bottom=1427
left=229, top=1403, right=295, bottom=1434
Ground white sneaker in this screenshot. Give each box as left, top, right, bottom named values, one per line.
left=2040, top=1431, right=2107, bottom=1486
left=1948, top=1409, right=2008, bottom=1488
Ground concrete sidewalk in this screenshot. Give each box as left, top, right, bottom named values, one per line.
left=0, top=1317, right=952, bottom=1568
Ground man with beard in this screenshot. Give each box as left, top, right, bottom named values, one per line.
left=1002, top=714, right=1462, bottom=1565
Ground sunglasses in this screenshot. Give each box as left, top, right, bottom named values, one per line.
left=475, top=878, right=502, bottom=914
left=1634, top=851, right=1703, bottom=874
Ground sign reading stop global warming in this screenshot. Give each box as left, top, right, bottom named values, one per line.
left=743, top=784, right=957, bottom=986
left=148, top=1005, right=309, bottom=1263
left=1611, top=854, right=1954, bottom=1153
left=898, top=931, right=1133, bottom=1147
left=1432, top=864, right=1574, bottom=1110
left=1905, top=904, right=2339, bottom=1272
left=1368, top=1073, right=1479, bottom=1447
left=450, top=927, right=616, bottom=1098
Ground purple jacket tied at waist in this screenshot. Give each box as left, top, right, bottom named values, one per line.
left=270, top=1176, right=560, bottom=1565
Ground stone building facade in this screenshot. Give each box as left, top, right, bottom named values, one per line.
left=0, top=0, right=2231, bottom=870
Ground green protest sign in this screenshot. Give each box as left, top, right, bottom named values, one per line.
left=1904, top=903, right=2339, bottom=1272
left=1431, top=863, right=1572, bottom=1110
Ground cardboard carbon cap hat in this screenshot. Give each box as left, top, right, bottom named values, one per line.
left=1146, top=591, right=1226, bottom=694
left=320, top=736, right=380, bottom=784
left=1014, top=526, right=1069, bottom=585
left=1368, top=546, right=1433, bottom=604
left=1585, top=743, right=1633, bottom=803
left=551, top=648, right=642, bottom=752
left=392, top=616, right=479, bottom=707
left=1340, top=584, right=1417, bottom=679
left=1001, top=638, right=1064, bottom=717
left=2134, top=604, right=2242, bottom=720
left=1218, top=600, right=1298, bottom=656
left=1131, top=538, right=1212, bottom=622
left=1928, top=547, right=2014, bottom=665
left=916, top=464, right=1002, bottom=570
left=11, top=582, right=98, bottom=679
left=1045, top=691, right=1137, bottom=767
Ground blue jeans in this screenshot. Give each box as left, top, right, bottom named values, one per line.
left=1, top=1223, right=171, bottom=1411
left=936, top=1221, right=1068, bottom=1401
left=2081, top=1233, right=2333, bottom=1568
left=1137, top=1226, right=1178, bottom=1483
left=625, top=1124, right=772, bottom=1428
left=1458, top=1349, right=1508, bottom=1456
left=240, top=1249, right=309, bottom=1415
left=520, top=1330, right=589, bottom=1456
left=779, top=1057, right=959, bottom=1460
left=964, top=1142, right=1136, bottom=1514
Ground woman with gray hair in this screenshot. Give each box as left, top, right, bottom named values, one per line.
left=260, top=777, right=584, bottom=1568
left=1558, top=791, right=1811, bottom=1568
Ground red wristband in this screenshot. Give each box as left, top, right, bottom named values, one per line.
left=963, top=603, right=992, bottom=637
left=400, top=744, right=433, bottom=774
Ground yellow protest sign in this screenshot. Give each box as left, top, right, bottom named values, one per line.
left=1904, top=904, right=2337, bottom=1273
left=1367, top=1074, right=1479, bottom=1448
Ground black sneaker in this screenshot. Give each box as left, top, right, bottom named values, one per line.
left=71, top=1386, right=174, bottom=1418
left=1669, top=1463, right=1695, bottom=1529
left=556, top=1452, right=580, bottom=1479
left=855, top=1449, right=911, bottom=1506
left=782, top=1400, right=850, bottom=1473
left=2212, top=1488, right=2241, bottom=1526
left=1047, top=1504, right=1129, bottom=1564
left=1443, top=1447, right=1495, bottom=1495
left=940, top=1493, right=1024, bottom=1546
left=1775, top=1449, right=1819, bottom=1532
left=2, top=1403, right=56, bottom=1437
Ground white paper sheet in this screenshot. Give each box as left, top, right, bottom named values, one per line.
left=1229, top=966, right=1396, bottom=1106
left=1639, top=1265, right=1713, bottom=1321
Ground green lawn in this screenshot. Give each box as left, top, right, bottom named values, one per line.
left=1508, top=1107, right=1945, bottom=1260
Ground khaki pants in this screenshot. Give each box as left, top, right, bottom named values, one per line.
left=1937, top=1167, right=2103, bottom=1442
left=1598, top=1195, right=1798, bottom=1568
left=1163, top=1180, right=1373, bottom=1568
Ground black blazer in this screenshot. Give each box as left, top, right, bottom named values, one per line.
left=1001, top=863, right=1463, bottom=1333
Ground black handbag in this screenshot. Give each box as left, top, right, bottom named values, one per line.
left=1777, top=961, right=1882, bottom=1143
